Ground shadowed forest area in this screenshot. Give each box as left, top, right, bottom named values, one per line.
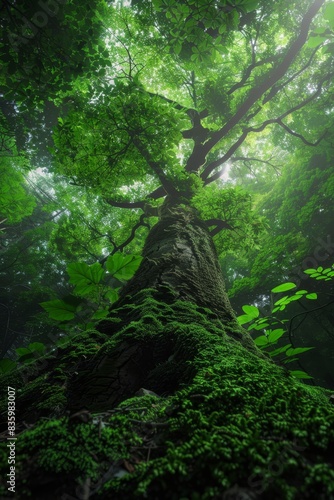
left=1, top=0, right=334, bottom=498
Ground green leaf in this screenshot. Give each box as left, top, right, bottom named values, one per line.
left=16, top=347, right=32, bottom=358
left=306, top=293, right=317, bottom=300
left=67, top=262, right=104, bottom=287
left=286, top=347, right=314, bottom=357
left=324, top=2, right=334, bottom=24
left=242, top=305, right=259, bottom=318
left=269, top=344, right=292, bottom=357
left=290, top=370, right=313, bottom=379
left=91, top=309, right=109, bottom=319
left=71, top=283, right=97, bottom=297
left=40, top=299, right=77, bottom=321
left=237, top=314, right=253, bottom=325
left=243, top=0, right=259, bottom=13
left=307, top=35, right=325, bottom=48
left=105, top=288, right=119, bottom=303
left=288, top=295, right=302, bottom=302
left=27, top=342, right=46, bottom=354
left=303, top=269, right=317, bottom=275
left=274, top=295, right=290, bottom=306
left=106, top=253, right=142, bottom=281
left=268, top=328, right=285, bottom=343
left=271, top=282, right=297, bottom=293
left=254, top=335, right=269, bottom=346
left=0, top=359, right=17, bottom=374
left=249, top=322, right=270, bottom=331
left=282, top=357, right=299, bottom=364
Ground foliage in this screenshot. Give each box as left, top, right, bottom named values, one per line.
left=40, top=252, right=142, bottom=325
left=237, top=265, right=334, bottom=378
left=1, top=0, right=110, bottom=106
left=0, top=158, right=35, bottom=223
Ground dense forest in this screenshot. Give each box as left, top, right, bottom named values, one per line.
left=1, top=0, right=334, bottom=498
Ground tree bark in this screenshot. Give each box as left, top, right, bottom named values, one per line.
left=67, top=197, right=258, bottom=412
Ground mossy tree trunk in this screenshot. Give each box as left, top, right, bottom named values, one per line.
left=67, top=196, right=258, bottom=412
left=1, top=198, right=334, bottom=500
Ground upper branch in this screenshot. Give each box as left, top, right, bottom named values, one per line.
left=185, top=0, right=325, bottom=170
left=202, top=70, right=332, bottom=184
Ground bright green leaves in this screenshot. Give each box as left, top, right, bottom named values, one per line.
left=272, top=288, right=318, bottom=313
left=286, top=347, right=314, bottom=357
left=237, top=274, right=319, bottom=378
left=193, top=184, right=266, bottom=255
left=253, top=328, right=285, bottom=347
left=152, top=0, right=260, bottom=63
left=242, top=305, right=259, bottom=317
left=268, top=264, right=334, bottom=314
left=289, top=370, right=313, bottom=380
left=40, top=252, right=142, bottom=328
left=303, top=265, right=334, bottom=281
left=271, top=282, right=296, bottom=293
left=68, top=262, right=105, bottom=296
left=40, top=299, right=78, bottom=321
left=106, top=253, right=142, bottom=281
left=307, top=2, right=334, bottom=50
left=53, top=79, right=184, bottom=199
left=324, top=2, right=334, bottom=25
left=237, top=305, right=259, bottom=325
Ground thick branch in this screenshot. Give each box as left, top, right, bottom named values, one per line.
left=105, top=199, right=146, bottom=210
left=202, top=72, right=331, bottom=184
left=185, top=0, right=325, bottom=171
left=104, top=186, right=167, bottom=212
left=205, top=219, right=234, bottom=237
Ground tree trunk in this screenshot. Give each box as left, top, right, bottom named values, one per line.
left=67, top=197, right=259, bottom=411
left=1, top=198, right=334, bottom=500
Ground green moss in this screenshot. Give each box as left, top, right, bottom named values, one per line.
left=1, top=291, right=334, bottom=499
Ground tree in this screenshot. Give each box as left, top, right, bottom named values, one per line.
left=1, top=1, right=334, bottom=498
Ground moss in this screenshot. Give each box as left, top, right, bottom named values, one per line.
left=1, top=292, right=334, bottom=499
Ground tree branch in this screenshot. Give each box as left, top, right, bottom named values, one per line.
left=228, top=55, right=279, bottom=96
left=99, top=213, right=150, bottom=265
left=263, top=45, right=322, bottom=105
left=277, top=119, right=327, bottom=146
left=105, top=199, right=146, bottom=210
left=185, top=0, right=325, bottom=171
left=205, top=219, right=234, bottom=237
left=202, top=72, right=331, bottom=184
left=231, top=156, right=282, bottom=175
